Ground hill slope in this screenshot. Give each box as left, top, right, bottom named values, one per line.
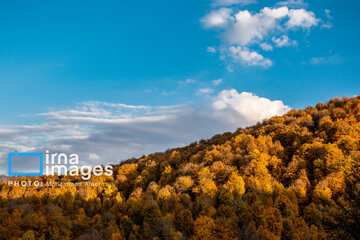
left=1, top=96, right=360, bottom=239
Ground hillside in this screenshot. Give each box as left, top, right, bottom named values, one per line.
left=1, top=96, right=360, bottom=239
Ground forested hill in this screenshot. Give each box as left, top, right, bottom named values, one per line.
left=1, top=96, right=360, bottom=240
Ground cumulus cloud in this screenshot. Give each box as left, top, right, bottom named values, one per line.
left=0, top=90, right=290, bottom=174
left=286, top=9, right=319, bottom=28
left=201, top=8, right=233, bottom=28
left=272, top=35, right=297, bottom=47
left=229, top=46, right=272, bottom=67
left=223, top=7, right=290, bottom=46
left=201, top=4, right=321, bottom=68
left=212, top=89, right=291, bottom=123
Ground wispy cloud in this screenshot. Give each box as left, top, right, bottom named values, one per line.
left=207, top=46, right=217, bottom=53
left=179, top=78, right=196, bottom=85
left=260, top=43, right=273, bottom=51
left=309, top=54, right=344, bottom=65
left=196, top=88, right=215, bottom=95
left=276, top=0, right=308, bottom=8
left=211, top=0, right=256, bottom=7
left=322, top=9, right=333, bottom=29
left=0, top=90, right=291, bottom=174
left=212, top=78, right=223, bottom=86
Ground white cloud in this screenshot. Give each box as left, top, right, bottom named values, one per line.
left=202, top=5, right=321, bottom=67
left=227, top=66, right=234, bottom=72
left=207, top=46, right=217, bottom=53
left=262, top=6, right=290, bottom=19
left=212, top=0, right=256, bottom=7
left=322, top=9, right=333, bottom=28
left=272, top=35, right=297, bottom=47
left=276, top=0, right=308, bottom=8
left=229, top=46, right=272, bottom=67
left=89, top=153, right=101, bottom=161
left=286, top=9, right=319, bottom=28
left=0, top=90, right=291, bottom=174
left=309, top=54, right=344, bottom=65
left=162, top=90, right=177, bottom=96
left=222, top=7, right=316, bottom=45
left=225, top=7, right=289, bottom=46
left=310, top=57, right=324, bottom=64
left=260, top=42, right=273, bottom=51
left=212, top=78, right=223, bottom=85
left=324, top=9, right=332, bottom=19
left=321, top=23, right=332, bottom=29
left=196, top=88, right=215, bottom=95
left=201, top=8, right=233, bottom=28
left=179, top=78, right=196, bottom=84
left=212, top=89, right=291, bottom=123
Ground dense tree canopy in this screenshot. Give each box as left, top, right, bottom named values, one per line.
left=1, top=96, right=360, bottom=239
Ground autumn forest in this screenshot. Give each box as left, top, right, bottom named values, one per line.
left=1, top=96, right=360, bottom=240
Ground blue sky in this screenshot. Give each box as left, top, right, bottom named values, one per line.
left=0, top=0, right=359, bottom=171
